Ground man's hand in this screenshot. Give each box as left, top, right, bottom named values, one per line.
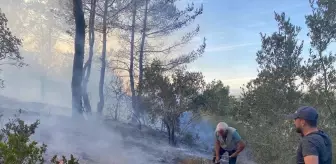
left=303, top=155, right=318, bottom=164
left=231, top=140, right=245, bottom=158
left=229, top=153, right=238, bottom=158
left=215, top=156, right=220, bottom=163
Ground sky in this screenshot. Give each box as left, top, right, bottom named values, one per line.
left=186, top=0, right=313, bottom=95
left=0, top=0, right=320, bottom=104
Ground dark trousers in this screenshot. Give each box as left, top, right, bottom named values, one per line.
left=212, top=148, right=237, bottom=164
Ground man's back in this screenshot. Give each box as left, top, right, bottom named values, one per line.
left=297, top=130, right=332, bottom=164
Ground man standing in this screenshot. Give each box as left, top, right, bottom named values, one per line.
left=286, top=106, right=332, bottom=164
left=213, top=122, right=245, bottom=164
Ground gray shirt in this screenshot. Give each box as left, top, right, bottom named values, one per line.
left=215, top=127, right=241, bottom=151
left=296, top=130, right=332, bottom=164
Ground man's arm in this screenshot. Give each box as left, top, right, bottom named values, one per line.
left=302, top=138, right=319, bottom=164
left=230, top=131, right=245, bottom=157
left=215, top=139, right=220, bottom=159
left=233, top=140, right=246, bottom=155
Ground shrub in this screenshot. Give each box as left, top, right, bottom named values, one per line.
left=0, top=111, right=79, bottom=164
left=51, top=155, right=79, bottom=164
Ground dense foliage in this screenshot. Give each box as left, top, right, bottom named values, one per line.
left=221, top=3, right=335, bottom=163
left=141, top=60, right=205, bottom=145
left=143, top=2, right=336, bottom=164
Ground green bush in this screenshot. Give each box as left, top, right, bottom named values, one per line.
left=0, top=111, right=79, bottom=164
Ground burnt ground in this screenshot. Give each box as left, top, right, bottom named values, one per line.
left=0, top=95, right=256, bottom=164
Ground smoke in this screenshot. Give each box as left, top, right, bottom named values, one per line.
left=0, top=2, right=255, bottom=164
left=0, top=106, right=169, bottom=163
left=32, top=116, right=133, bottom=164
left=0, top=26, right=252, bottom=164
left=0, top=62, right=254, bottom=164
left=0, top=47, right=191, bottom=164
left=0, top=93, right=215, bottom=164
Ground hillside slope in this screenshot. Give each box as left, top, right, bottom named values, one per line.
left=0, top=95, right=255, bottom=164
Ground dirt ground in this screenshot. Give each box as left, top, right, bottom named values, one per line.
left=176, top=157, right=213, bottom=164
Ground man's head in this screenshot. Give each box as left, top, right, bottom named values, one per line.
left=216, top=122, right=228, bottom=136
left=286, top=106, right=318, bottom=134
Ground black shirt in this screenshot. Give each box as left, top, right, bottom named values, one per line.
left=296, top=130, right=332, bottom=164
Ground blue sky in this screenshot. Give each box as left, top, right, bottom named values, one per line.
left=187, top=0, right=312, bottom=95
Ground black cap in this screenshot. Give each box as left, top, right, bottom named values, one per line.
left=286, top=106, right=319, bottom=121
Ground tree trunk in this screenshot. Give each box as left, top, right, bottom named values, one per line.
left=171, top=118, right=177, bottom=146
left=319, top=52, right=335, bottom=118
left=129, top=0, right=138, bottom=124
left=164, top=119, right=176, bottom=145
left=82, top=0, right=97, bottom=114
left=82, top=92, right=91, bottom=113
left=97, top=0, right=108, bottom=115
left=138, top=0, right=149, bottom=96
left=172, top=125, right=176, bottom=146
left=71, top=0, right=85, bottom=118
left=167, top=124, right=171, bottom=144
left=319, top=51, right=328, bottom=93
left=136, top=0, right=149, bottom=118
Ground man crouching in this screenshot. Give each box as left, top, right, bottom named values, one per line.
left=213, top=122, right=246, bottom=164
